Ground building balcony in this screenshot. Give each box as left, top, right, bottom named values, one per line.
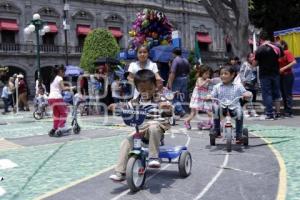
left=0, top=43, right=228, bottom=61
left=0, top=43, right=84, bottom=56
left=0, top=43, right=20, bottom=52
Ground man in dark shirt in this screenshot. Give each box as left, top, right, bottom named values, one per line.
left=167, top=47, right=190, bottom=116
left=254, top=40, right=283, bottom=119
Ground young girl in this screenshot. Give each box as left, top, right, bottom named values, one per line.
left=127, top=45, right=163, bottom=98
left=48, top=65, right=73, bottom=136
left=184, top=65, right=213, bottom=130
left=210, top=65, right=252, bottom=143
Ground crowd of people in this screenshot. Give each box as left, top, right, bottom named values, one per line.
left=0, top=35, right=297, bottom=182
left=1, top=73, right=30, bottom=114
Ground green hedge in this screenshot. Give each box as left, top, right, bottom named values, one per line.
left=80, top=28, right=120, bottom=73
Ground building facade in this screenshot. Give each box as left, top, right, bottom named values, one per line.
left=0, top=0, right=228, bottom=95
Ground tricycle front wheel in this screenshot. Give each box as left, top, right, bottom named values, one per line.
left=126, top=156, right=146, bottom=192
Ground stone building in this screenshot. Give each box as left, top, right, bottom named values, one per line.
left=0, top=0, right=228, bottom=95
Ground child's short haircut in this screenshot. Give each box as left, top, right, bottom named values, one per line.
left=134, top=69, right=156, bottom=87
left=220, top=64, right=236, bottom=75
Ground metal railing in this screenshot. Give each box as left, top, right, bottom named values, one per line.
left=0, top=43, right=228, bottom=60
left=0, top=43, right=84, bottom=55
left=0, top=43, right=20, bottom=52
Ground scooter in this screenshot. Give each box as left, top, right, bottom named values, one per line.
left=121, top=106, right=192, bottom=192
left=49, top=94, right=82, bottom=137
left=209, top=96, right=249, bottom=152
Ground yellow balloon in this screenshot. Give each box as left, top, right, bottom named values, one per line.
left=129, top=30, right=136, bottom=37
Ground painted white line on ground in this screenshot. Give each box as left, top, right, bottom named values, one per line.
left=0, top=186, right=6, bottom=197
left=193, top=153, right=229, bottom=200
left=110, top=131, right=191, bottom=200
left=0, top=159, right=18, bottom=170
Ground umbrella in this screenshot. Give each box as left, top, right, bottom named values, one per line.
left=64, top=65, right=84, bottom=77
left=149, top=45, right=189, bottom=63
left=94, top=57, right=120, bottom=65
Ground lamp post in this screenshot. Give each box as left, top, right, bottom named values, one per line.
left=24, top=13, right=50, bottom=83
left=63, top=0, right=70, bottom=66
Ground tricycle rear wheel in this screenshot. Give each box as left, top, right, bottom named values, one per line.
left=178, top=151, right=192, bottom=177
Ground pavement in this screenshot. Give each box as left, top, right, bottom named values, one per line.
left=0, top=111, right=299, bottom=200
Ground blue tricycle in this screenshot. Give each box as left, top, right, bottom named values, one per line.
left=122, top=107, right=192, bottom=192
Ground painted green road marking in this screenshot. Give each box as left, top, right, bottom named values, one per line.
left=247, top=124, right=300, bottom=200
left=0, top=135, right=125, bottom=200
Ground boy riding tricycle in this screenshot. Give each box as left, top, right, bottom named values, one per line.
left=109, top=69, right=192, bottom=192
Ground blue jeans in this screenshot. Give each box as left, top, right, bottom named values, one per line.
left=212, top=103, right=243, bottom=139
left=280, top=74, right=294, bottom=115
left=260, top=75, right=281, bottom=116
left=171, top=76, right=188, bottom=115
left=2, top=97, right=10, bottom=112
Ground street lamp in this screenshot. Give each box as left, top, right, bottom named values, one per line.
left=24, top=13, right=50, bottom=83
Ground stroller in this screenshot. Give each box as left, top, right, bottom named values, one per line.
left=33, top=95, right=49, bottom=120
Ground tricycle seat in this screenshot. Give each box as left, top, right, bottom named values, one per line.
left=143, top=146, right=187, bottom=159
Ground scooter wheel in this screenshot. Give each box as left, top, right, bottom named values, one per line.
left=55, top=130, right=62, bottom=137
left=126, top=156, right=146, bottom=192
left=178, top=151, right=192, bottom=177
left=73, top=125, right=81, bottom=134
left=33, top=111, right=43, bottom=120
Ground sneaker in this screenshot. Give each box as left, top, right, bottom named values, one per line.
left=148, top=159, right=161, bottom=168
left=263, top=115, right=275, bottom=120
left=236, top=139, right=243, bottom=144
left=275, top=113, right=282, bottom=119
left=284, top=113, right=293, bottom=118
left=184, top=121, right=192, bottom=130
left=109, top=172, right=126, bottom=182
left=202, top=122, right=212, bottom=130
left=210, top=130, right=221, bottom=138
left=244, top=113, right=250, bottom=118
left=250, top=113, right=259, bottom=117
left=48, top=128, right=56, bottom=137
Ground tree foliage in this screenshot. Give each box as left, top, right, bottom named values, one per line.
left=80, top=29, right=120, bottom=72
left=201, top=0, right=250, bottom=58
left=249, top=0, right=300, bottom=38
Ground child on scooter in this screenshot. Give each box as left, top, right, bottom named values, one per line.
left=109, top=69, right=172, bottom=181
left=209, top=65, right=252, bottom=144
left=48, top=65, right=74, bottom=136
left=184, top=65, right=213, bottom=130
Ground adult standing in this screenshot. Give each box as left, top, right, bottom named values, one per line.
left=127, top=45, right=163, bottom=98
left=167, top=47, right=190, bottom=117
left=1, top=81, right=10, bottom=114
left=48, top=65, right=73, bottom=136
left=278, top=40, right=296, bottom=117
left=8, top=77, right=16, bottom=111
left=17, top=74, right=30, bottom=111
left=254, top=36, right=283, bottom=120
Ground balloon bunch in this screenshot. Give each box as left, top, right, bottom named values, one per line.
left=128, top=9, right=173, bottom=51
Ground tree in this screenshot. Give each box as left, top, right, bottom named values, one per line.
left=200, top=0, right=250, bottom=58
left=80, top=29, right=120, bottom=72
left=249, top=0, right=300, bottom=38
